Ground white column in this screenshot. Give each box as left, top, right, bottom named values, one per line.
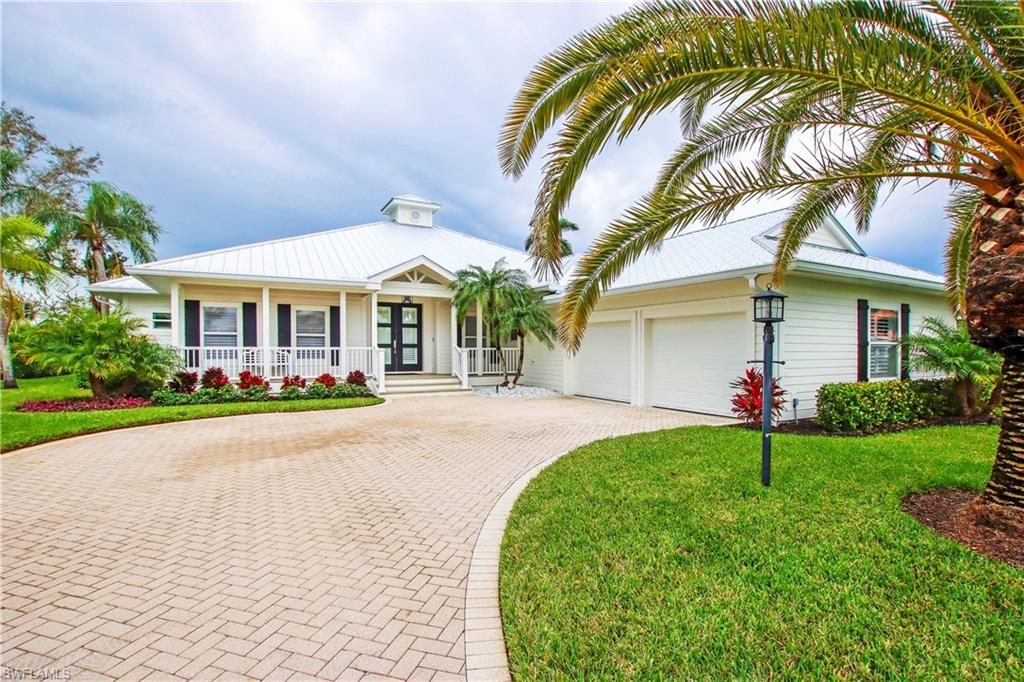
left=632, top=310, right=647, bottom=406
left=169, top=282, right=181, bottom=347
left=262, top=286, right=271, bottom=378
left=338, top=290, right=347, bottom=376
left=450, top=302, right=458, bottom=377
left=368, top=291, right=379, bottom=375
left=475, top=301, right=483, bottom=376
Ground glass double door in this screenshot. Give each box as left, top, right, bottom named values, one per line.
left=376, top=303, right=422, bottom=372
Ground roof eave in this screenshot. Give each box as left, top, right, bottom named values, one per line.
left=125, top=267, right=376, bottom=291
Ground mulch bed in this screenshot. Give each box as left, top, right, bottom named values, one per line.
left=17, top=397, right=153, bottom=413
left=902, top=490, right=1024, bottom=567
left=733, top=415, right=998, bottom=437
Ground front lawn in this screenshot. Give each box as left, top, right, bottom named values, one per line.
left=501, top=425, right=1022, bottom=679
left=1, top=375, right=382, bottom=451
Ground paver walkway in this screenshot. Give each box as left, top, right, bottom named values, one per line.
left=2, top=395, right=728, bottom=680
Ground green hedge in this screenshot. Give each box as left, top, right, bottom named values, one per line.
left=151, top=381, right=372, bottom=406
left=816, top=379, right=959, bottom=432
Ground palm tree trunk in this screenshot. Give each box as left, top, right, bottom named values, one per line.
left=88, top=373, right=110, bottom=400
left=511, top=333, right=526, bottom=387
left=0, top=308, right=17, bottom=389
left=967, top=184, right=1024, bottom=509
left=90, top=232, right=108, bottom=312
left=954, top=381, right=972, bottom=418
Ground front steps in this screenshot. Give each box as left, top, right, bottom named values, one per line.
left=382, top=373, right=471, bottom=396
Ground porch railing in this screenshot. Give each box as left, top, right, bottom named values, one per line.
left=173, top=346, right=380, bottom=382
left=460, top=347, right=519, bottom=376
left=452, top=347, right=469, bottom=388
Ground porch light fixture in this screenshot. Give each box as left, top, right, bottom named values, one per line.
left=402, top=296, right=413, bottom=305
left=751, top=287, right=786, bottom=487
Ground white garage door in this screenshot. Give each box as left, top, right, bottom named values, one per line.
left=573, top=321, right=632, bottom=402
left=648, top=313, right=748, bottom=415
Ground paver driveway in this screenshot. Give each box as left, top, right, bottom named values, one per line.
left=2, top=394, right=728, bottom=681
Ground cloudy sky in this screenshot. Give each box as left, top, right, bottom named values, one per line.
left=3, top=1, right=950, bottom=274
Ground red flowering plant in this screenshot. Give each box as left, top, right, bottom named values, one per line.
left=314, top=373, right=337, bottom=388
left=19, top=397, right=153, bottom=413
left=346, top=370, right=367, bottom=387
left=168, top=371, right=198, bottom=394
left=237, top=371, right=270, bottom=390
left=201, top=367, right=230, bottom=389
left=730, top=368, right=785, bottom=427
left=281, top=375, right=307, bottom=389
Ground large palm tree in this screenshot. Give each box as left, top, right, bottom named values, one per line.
left=500, top=0, right=1024, bottom=509
left=524, top=217, right=580, bottom=263
left=1, top=215, right=53, bottom=388
left=496, top=287, right=558, bottom=387
left=449, top=258, right=531, bottom=384
left=49, top=181, right=160, bottom=309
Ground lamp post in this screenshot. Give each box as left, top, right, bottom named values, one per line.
left=752, top=287, right=786, bottom=487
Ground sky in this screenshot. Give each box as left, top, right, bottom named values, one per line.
left=2, top=1, right=951, bottom=275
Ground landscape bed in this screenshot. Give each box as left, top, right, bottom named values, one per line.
left=500, top=425, right=1022, bottom=679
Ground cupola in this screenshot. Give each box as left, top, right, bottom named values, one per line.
left=381, top=194, right=441, bottom=227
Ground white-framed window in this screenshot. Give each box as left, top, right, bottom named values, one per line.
left=152, top=311, right=172, bottom=329
left=868, top=306, right=900, bottom=380
left=202, top=304, right=240, bottom=347
left=293, top=307, right=327, bottom=348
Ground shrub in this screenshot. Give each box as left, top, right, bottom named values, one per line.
left=238, top=386, right=269, bottom=402
left=151, top=388, right=192, bottom=406
left=729, top=368, right=785, bottom=426
left=314, top=373, right=337, bottom=388
left=282, top=375, right=306, bottom=389
left=201, top=367, right=230, bottom=389
left=278, top=385, right=304, bottom=401
left=330, top=382, right=373, bottom=399
left=346, top=370, right=367, bottom=386
left=169, top=371, right=198, bottom=394
left=18, top=397, right=153, bottom=412
left=237, top=371, right=270, bottom=390
left=303, top=382, right=330, bottom=399
left=816, top=380, right=959, bottom=432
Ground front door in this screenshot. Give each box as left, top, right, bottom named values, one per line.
left=376, top=303, right=423, bottom=372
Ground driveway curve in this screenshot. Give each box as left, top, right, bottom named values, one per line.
left=2, top=394, right=727, bottom=681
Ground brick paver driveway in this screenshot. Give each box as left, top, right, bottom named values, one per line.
left=2, top=394, right=727, bottom=680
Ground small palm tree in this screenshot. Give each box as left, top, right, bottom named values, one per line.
left=524, top=217, right=580, bottom=264
left=1, top=215, right=53, bottom=388
left=496, top=288, right=557, bottom=387
left=905, top=317, right=1002, bottom=418
left=500, top=0, right=1024, bottom=508
left=49, top=181, right=160, bottom=309
left=449, top=259, right=530, bottom=383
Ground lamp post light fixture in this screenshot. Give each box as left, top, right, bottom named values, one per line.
left=751, top=287, right=786, bottom=487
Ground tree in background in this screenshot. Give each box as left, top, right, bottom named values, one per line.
left=524, top=217, right=580, bottom=265
left=0, top=215, right=53, bottom=388
left=496, top=287, right=557, bottom=387
left=500, top=1, right=1024, bottom=510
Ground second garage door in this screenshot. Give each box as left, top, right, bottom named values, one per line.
left=573, top=320, right=632, bottom=402
left=647, top=313, right=748, bottom=415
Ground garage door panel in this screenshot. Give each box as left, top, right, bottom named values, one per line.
left=574, top=321, right=631, bottom=402
left=648, top=313, right=746, bottom=415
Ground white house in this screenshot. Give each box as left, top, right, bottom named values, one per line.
left=91, top=194, right=950, bottom=415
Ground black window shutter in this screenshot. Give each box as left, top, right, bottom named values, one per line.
left=242, top=302, right=257, bottom=347
left=329, top=306, right=341, bottom=347
left=900, top=303, right=911, bottom=380
left=277, top=304, right=291, bottom=346
left=856, top=298, right=869, bottom=381
left=184, top=300, right=200, bottom=346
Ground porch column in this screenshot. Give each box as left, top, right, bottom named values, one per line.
left=262, top=286, right=271, bottom=378
left=368, top=291, right=379, bottom=377
left=450, top=303, right=458, bottom=377
left=338, top=290, right=347, bottom=376
left=169, top=282, right=181, bottom=347
left=475, top=301, right=483, bottom=376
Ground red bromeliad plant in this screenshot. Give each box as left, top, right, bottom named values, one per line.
left=237, top=371, right=270, bottom=390
left=200, top=367, right=229, bottom=389
left=730, top=368, right=785, bottom=427
left=314, top=373, right=337, bottom=388
left=281, top=374, right=306, bottom=389
left=346, top=370, right=366, bottom=386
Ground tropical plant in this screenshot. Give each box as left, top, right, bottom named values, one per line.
left=346, top=370, right=367, bottom=386
left=495, top=287, right=557, bottom=387
left=449, top=258, right=531, bottom=383
left=13, top=304, right=179, bottom=398
left=168, top=371, right=199, bottom=394
left=48, top=181, right=160, bottom=309
left=904, top=317, right=1002, bottom=417
left=0, top=214, right=53, bottom=388
left=281, top=374, right=306, bottom=389
left=201, top=367, right=230, bottom=389
left=500, top=0, right=1024, bottom=508
left=524, top=217, right=580, bottom=262
left=730, top=368, right=785, bottom=427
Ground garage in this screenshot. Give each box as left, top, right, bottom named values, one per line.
left=647, top=313, right=748, bottom=415
left=572, top=320, right=632, bottom=402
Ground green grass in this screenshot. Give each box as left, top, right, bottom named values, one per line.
left=501, top=425, right=1022, bottom=679
left=1, top=375, right=383, bottom=452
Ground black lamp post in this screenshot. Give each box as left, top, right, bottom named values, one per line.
left=752, top=287, right=786, bottom=486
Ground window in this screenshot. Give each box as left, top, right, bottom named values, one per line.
left=294, top=309, right=326, bottom=348
left=202, top=305, right=238, bottom=346
left=869, top=307, right=899, bottom=379
left=152, top=312, right=171, bottom=329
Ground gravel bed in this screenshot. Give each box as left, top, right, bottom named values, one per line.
left=472, top=385, right=561, bottom=399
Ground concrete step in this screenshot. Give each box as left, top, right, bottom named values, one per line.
left=383, top=383, right=472, bottom=395
left=384, top=375, right=463, bottom=387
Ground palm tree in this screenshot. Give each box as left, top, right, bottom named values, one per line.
left=496, top=288, right=558, bottom=387
left=500, top=0, right=1024, bottom=509
left=49, top=181, right=159, bottom=309
left=1, top=215, right=53, bottom=388
left=905, top=317, right=1002, bottom=417
left=524, top=217, right=580, bottom=264
left=449, top=258, right=530, bottom=384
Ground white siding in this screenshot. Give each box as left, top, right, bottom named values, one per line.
left=119, top=294, right=173, bottom=346
left=435, top=300, right=452, bottom=375
left=519, top=336, right=565, bottom=392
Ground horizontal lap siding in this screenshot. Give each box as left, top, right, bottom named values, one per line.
left=120, top=294, right=173, bottom=346
left=519, top=337, right=566, bottom=392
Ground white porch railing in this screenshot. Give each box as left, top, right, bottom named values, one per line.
left=174, top=346, right=380, bottom=382
left=452, top=347, right=469, bottom=388
left=460, top=347, right=519, bottom=377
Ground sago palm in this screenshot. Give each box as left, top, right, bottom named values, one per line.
left=500, top=0, right=1024, bottom=509
left=0, top=214, right=53, bottom=388
left=496, top=287, right=558, bottom=387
